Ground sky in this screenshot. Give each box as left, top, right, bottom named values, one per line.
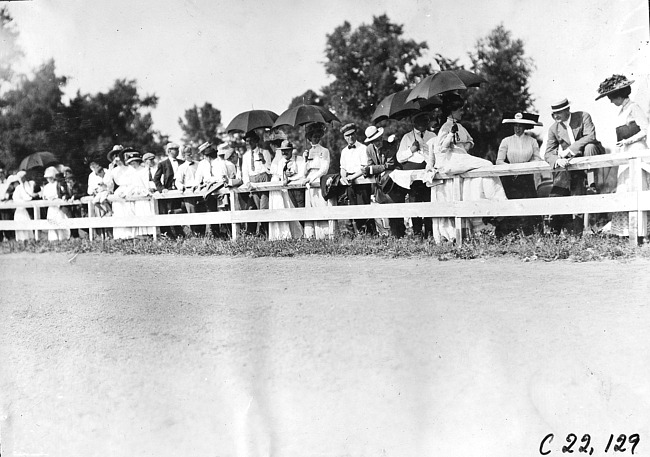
left=4, top=0, right=650, bottom=148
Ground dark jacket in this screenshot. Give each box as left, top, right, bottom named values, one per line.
left=154, top=157, right=185, bottom=192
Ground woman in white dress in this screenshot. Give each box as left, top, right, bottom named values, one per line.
left=268, top=140, right=303, bottom=240
left=42, top=166, right=71, bottom=241
left=299, top=123, right=334, bottom=239
left=426, top=94, right=507, bottom=242
left=115, top=150, right=155, bottom=238
left=11, top=171, right=38, bottom=241
left=107, top=146, right=133, bottom=239
left=596, top=74, right=649, bottom=238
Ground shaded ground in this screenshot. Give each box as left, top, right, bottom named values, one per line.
left=1, top=254, right=649, bottom=457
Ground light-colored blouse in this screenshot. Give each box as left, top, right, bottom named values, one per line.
left=304, top=144, right=330, bottom=182
left=436, top=117, right=474, bottom=153
left=616, top=98, right=648, bottom=147
left=496, top=133, right=543, bottom=164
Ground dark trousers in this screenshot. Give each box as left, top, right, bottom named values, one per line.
left=0, top=209, right=14, bottom=241
left=158, top=199, right=183, bottom=238
left=549, top=172, right=587, bottom=236
left=409, top=181, right=432, bottom=237
left=375, top=184, right=407, bottom=238
left=347, top=183, right=375, bottom=234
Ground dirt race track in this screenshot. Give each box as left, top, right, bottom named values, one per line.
left=1, top=253, right=649, bottom=457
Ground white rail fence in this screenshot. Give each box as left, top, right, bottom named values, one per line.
left=1, top=150, right=649, bottom=247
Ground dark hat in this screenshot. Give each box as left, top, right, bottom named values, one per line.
left=502, top=112, right=542, bottom=127
left=124, top=148, right=142, bottom=165
left=550, top=98, right=571, bottom=113
left=305, top=122, right=325, bottom=136
left=596, top=74, right=634, bottom=100
left=340, top=123, right=357, bottom=135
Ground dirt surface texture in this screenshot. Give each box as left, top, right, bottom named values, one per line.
left=1, top=253, right=649, bottom=457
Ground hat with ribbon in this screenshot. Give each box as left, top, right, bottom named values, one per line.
left=550, top=98, right=571, bottom=113
left=596, top=74, right=634, bottom=100
left=364, top=126, right=384, bottom=144
left=502, top=112, right=542, bottom=127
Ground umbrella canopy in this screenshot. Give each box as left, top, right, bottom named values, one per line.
left=225, top=110, right=279, bottom=134
left=405, top=70, right=487, bottom=103
left=273, top=105, right=340, bottom=128
left=18, top=151, right=59, bottom=171
left=371, top=89, right=442, bottom=124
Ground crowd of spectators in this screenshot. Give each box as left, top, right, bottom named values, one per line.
left=0, top=76, right=648, bottom=243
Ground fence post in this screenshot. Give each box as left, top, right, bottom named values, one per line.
left=230, top=189, right=239, bottom=241
left=152, top=196, right=159, bottom=241
left=33, top=204, right=41, bottom=240
left=453, top=176, right=463, bottom=244
left=628, top=157, right=642, bottom=247
left=88, top=201, right=95, bottom=241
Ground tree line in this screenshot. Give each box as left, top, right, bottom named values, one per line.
left=0, top=8, right=534, bottom=182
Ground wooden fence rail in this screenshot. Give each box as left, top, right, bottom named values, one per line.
left=1, top=150, right=649, bottom=246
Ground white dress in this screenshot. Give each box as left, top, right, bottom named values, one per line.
left=42, top=182, right=71, bottom=241
left=114, top=166, right=155, bottom=238
left=12, top=182, right=36, bottom=241
left=268, top=155, right=303, bottom=240
left=303, top=144, right=335, bottom=239
left=110, top=165, right=133, bottom=239
left=610, top=99, right=649, bottom=237
left=429, top=119, right=507, bottom=242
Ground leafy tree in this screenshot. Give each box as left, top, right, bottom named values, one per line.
left=0, top=6, right=23, bottom=88
left=323, top=14, right=432, bottom=124
left=60, top=79, right=165, bottom=175
left=178, top=102, right=222, bottom=145
left=463, top=25, right=535, bottom=160
left=0, top=60, right=66, bottom=168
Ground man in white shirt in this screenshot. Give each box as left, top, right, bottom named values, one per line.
left=339, top=123, right=374, bottom=234
left=397, top=113, right=437, bottom=237
left=241, top=132, right=272, bottom=236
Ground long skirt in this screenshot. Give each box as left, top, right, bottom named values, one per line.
left=303, top=187, right=335, bottom=239
left=430, top=176, right=508, bottom=243
left=112, top=200, right=135, bottom=239
left=610, top=141, right=650, bottom=237
left=268, top=190, right=303, bottom=240
left=46, top=206, right=71, bottom=241
left=14, top=208, right=34, bottom=241
left=497, top=174, right=543, bottom=236
left=133, top=199, right=156, bottom=237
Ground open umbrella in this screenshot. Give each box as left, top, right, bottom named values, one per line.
left=225, top=110, right=279, bottom=134
left=18, top=151, right=59, bottom=171
left=405, top=70, right=487, bottom=103
left=371, top=89, right=442, bottom=124
left=273, top=105, right=340, bottom=128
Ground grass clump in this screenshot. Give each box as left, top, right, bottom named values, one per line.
left=1, top=231, right=648, bottom=262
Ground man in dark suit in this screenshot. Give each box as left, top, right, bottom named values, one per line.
left=154, top=142, right=185, bottom=237
left=544, top=98, right=605, bottom=235
left=362, top=126, right=406, bottom=238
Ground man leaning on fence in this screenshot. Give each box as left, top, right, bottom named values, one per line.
left=544, top=98, right=605, bottom=235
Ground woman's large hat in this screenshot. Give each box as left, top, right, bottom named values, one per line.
left=502, top=112, right=542, bottom=127
left=596, top=74, right=634, bottom=100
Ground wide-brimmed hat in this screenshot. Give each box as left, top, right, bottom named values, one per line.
left=305, top=122, right=325, bottom=137
left=217, top=143, right=234, bottom=159
left=502, top=112, right=542, bottom=127
left=44, top=166, right=58, bottom=179
left=596, top=74, right=634, bottom=100
left=340, top=123, right=357, bottom=135
left=550, top=98, right=571, bottom=113
left=6, top=174, right=20, bottom=185
left=364, top=126, right=384, bottom=143
left=107, top=144, right=124, bottom=162
left=124, top=151, right=142, bottom=165
left=277, top=139, right=295, bottom=151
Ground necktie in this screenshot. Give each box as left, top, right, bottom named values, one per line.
left=250, top=149, right=255, bottom=172
left=148, top=168, right=153, bottom=182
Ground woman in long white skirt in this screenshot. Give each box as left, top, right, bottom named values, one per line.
left=268, top=140, right=303, bottom=240
left=300, top=123, right=335, bottom=239
left=11, top=172, right=37, bottom=241
left=42, top=167, right=71, bottom=241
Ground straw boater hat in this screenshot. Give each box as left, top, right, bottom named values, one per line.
left=550, top=98, right=571, bottom=113
left=340, top=123, right=357, bottom=135
left=199, top=141, right=218, bottom=157
left=364, top=126, right=384, bottom=144
left=596, top=74, right=634, bottom=100
left=502, top=112, right=543, bottom=128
